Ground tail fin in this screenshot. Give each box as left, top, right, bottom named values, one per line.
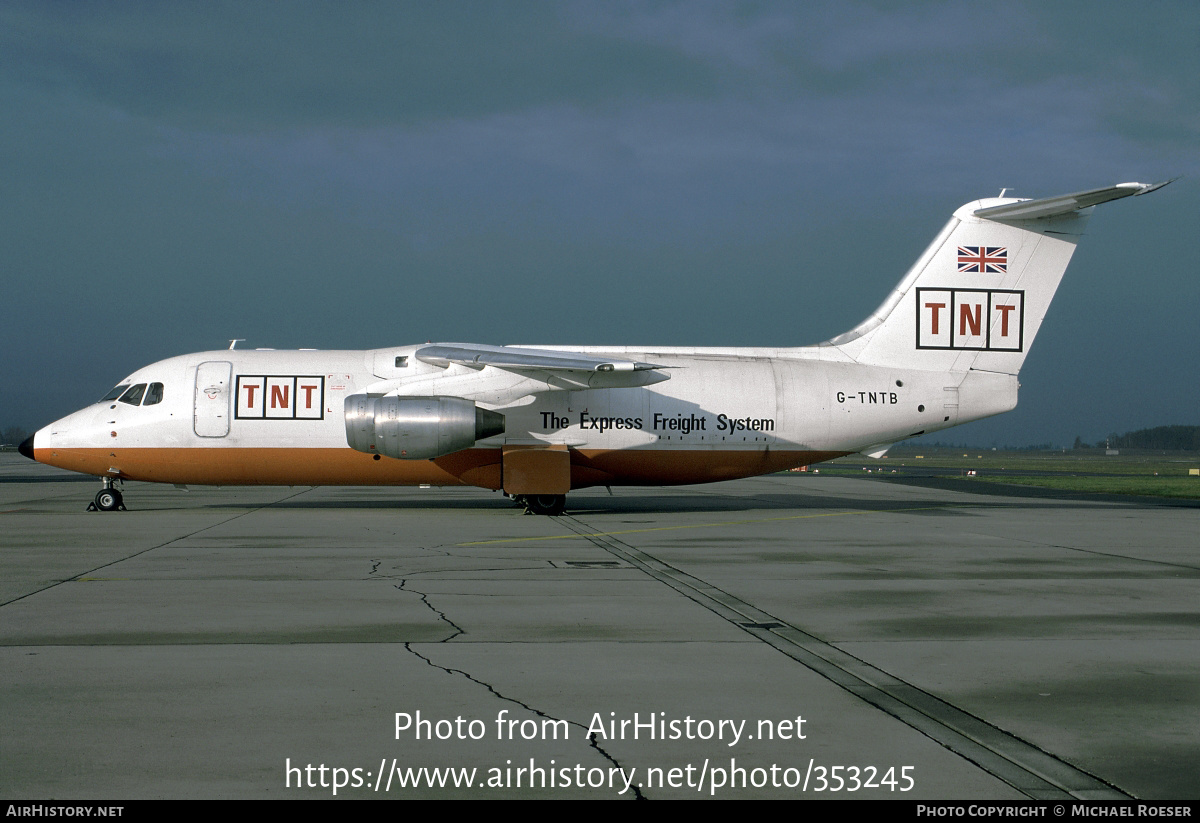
left=827, top=181, right=1171, bottom=374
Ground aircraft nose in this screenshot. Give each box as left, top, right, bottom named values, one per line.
left=18, top=434, right=35, bottom=461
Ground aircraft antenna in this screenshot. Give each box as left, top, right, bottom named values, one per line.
left=228, top=339, right=244, bottom=350
left=999, top=188, right=1010, bottom=198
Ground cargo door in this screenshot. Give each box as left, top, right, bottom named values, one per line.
left=194, top=361, right=232, bottom=437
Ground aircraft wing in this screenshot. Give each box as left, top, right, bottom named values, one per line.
left=414, top=343, right=671, bottom=388
left=974, top=180, right=1173, bottom=221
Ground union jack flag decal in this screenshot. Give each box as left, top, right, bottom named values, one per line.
left=957, top=246, right=1007, bottom=274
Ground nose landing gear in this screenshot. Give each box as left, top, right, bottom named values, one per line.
left=87, top=478, right=126, bottom=512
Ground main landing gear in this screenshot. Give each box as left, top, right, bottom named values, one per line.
left=507, top=494, right=567, bottom=515
left=523, top=494, right=567, bottom=516
left=87, top=478, right=126, bottom=512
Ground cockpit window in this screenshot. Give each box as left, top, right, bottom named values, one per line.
left=118, top=383, right=147, bottom=406
left=143, top=382, right=164, bottom=406
left=102, top=384, right=130, bottom=402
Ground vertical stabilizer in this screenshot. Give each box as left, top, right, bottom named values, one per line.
left=827, top=182, right=1170, bottom=375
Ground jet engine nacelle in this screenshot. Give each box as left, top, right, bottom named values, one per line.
left=344, top=395, right=505, bottom=459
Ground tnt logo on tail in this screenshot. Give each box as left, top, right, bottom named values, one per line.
left=916, top=289, right=1024, bottom=351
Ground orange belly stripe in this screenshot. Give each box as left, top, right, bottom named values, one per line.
left=33, top=446, right=847, bottom=489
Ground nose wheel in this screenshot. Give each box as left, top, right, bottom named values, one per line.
left=88, top=479, right=126, bottom=512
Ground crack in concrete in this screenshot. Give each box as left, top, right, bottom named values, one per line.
left=397, top=580, right=464, bottom=640
left=404, top=642, right=644, bottom=799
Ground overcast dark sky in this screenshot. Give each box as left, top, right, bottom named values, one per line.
left=2, top=2, right=1196, bottom=446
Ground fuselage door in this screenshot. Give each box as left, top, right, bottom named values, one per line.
left=194, top=361, right=233, bottom=437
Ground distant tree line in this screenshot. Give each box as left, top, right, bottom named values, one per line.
left=909, top=440, right=1057, bottom=451
left=1075, top=425, right=1200, bottom=451
left=1108, top=425, right=1200, bottom=451
left=1, top=426, right=31, bottom=446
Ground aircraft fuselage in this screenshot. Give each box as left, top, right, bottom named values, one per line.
left=28, top=345, right=1013, bottom=489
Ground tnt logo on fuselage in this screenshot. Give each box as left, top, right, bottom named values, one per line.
left=235, top=375, right=325, bottom=420
left=916, top=288, right=1024, bottom=352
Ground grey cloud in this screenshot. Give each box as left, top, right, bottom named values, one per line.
left=0, top=1, right=717, bottom=128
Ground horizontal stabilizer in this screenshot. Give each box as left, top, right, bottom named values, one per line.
left=973, top=180, right=1174, bottom=221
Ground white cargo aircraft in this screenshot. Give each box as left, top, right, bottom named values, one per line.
left=21, top=181, right=1170, bottom=514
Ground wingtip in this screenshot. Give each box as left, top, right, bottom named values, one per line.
left=1133, top=178, right=1177, bottom=196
